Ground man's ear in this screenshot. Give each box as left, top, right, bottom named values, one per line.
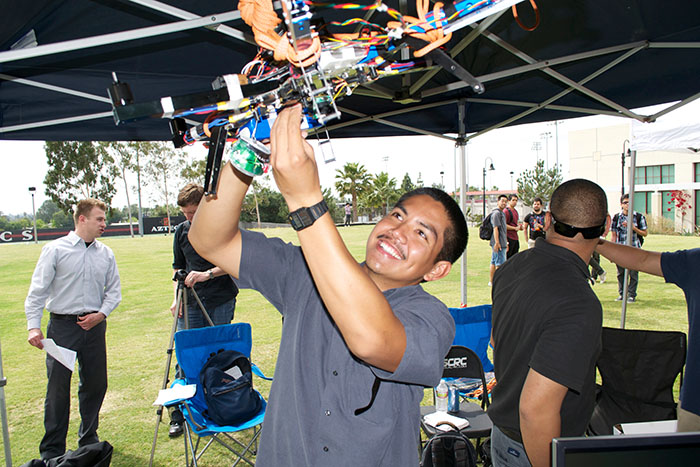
left=603, top=213, right=611, bottom=237
left=423, top=260, right=452, bottom=282
left=543, top=211, right=553, bottom=232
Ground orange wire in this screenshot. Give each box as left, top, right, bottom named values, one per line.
left=386, top=0, right=452, bottom=58
left=512, top=0, right=540, bottom=32
left=239, top=0, right=321, bottom=67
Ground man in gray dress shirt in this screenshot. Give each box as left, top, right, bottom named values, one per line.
left=189, top=105, right=468, bottom=466
left=25, top=198, right=121, bottom=461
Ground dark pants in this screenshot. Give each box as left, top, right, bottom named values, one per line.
left=617, top=265, right=639, bottom=298
left=41, top=317, right=107, bottom=460
left=506, top=238, right=520, bottom=259
left=589, top=251, right=605, bottom=279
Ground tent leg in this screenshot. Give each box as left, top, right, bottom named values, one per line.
left=458, top=99, right=468, bottom=306
left=0, top=338, right=12, bottom=467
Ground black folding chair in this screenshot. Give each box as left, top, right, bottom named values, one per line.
left=420, top=346, right=492, bottom=460
left=588, top=327, right=687, bottom=435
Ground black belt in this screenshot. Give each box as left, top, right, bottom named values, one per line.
left=50, top=311, right=98, bottom=321
left=499, top=426, right=523, bottom=444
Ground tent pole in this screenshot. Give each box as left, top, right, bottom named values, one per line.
left=458, top=100, right=468, bottom=306
left=620, top=150, right=637, bottom=328
left=0, top=338, right=12, bottom=467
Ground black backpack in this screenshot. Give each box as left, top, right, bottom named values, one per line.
left=420, top=422, right=477, bottom=467
left=478, top=212, right=494, bottom=241
left=199, top=349, right=262, bottom=426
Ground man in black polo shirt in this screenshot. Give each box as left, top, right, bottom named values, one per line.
left=489, top=179, right=608, bottom=467
left=168, top=183, right=239, bottom=437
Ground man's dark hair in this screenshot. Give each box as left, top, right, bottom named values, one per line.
left=498, top=194, right=508, bottom=201
left=508, top=194, right=518, bottom=201
left=177, top=183, right=204, bottom=207
left=550, top=179, right=607, bottom=229
left=395, top=187, right=468, bottom=264
left=533, top=197, right=543, bottom=204
left=620, top=193, right=629, bottom=203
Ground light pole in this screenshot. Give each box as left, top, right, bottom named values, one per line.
left=28, top=187, right=38, bottom=244
left=440, top=170, right=444, bottom=189
left=540, top=131, right=552, bottom=169
left=531, top=141, right=542, bottom=161
left=510, top=171, right=514, bottom=191
left=483, top=157, right=495, bottom=218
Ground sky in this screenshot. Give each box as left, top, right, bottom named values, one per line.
left=2, top=99, right=699, bottom=217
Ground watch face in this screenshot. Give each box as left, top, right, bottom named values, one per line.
left=289, top=200, right=328, bottom=231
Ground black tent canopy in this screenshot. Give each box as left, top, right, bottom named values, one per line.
left=1, top=0, right=700, bottom=143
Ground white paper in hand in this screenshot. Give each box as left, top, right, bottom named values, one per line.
left=41, top=338, right=76, bottom=372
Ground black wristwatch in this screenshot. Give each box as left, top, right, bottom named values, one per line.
left=288, top=200, right=329, bottom=231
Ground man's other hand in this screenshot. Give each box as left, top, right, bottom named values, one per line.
left=269, top=104, right=322, bottom=211
left=77, top=313, right=105, bottom=331
left=184, top=270, right=209, bottom=288
left=28, top=328, right=44, bottom=349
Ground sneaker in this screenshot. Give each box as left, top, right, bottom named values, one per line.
left=599, top=271, right=607, bottom=284
left=169, top=421, right=184, bottom=438
left=627, top=296, right=636, bottom=303
left=615, top=295, right=623, bottom=301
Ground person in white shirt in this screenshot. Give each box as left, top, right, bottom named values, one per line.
left=25, top=198, right=121, bottom=461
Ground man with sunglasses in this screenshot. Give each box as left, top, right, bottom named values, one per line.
left=611, top=194, right=647, bottom=303
left=489, top=179, right=608, bottom=467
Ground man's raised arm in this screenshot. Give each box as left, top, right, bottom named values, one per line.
left=188, top=163, right=252, bottom=279
left=269, top=105, right=408, bottom=372
left=596, top=239, right=662, bottom=277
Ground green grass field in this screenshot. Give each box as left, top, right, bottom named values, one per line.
left=0, top=227, right=695, bottom=465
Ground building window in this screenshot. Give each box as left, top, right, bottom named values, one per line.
left=635, top=164, right=675, bottom=184
left=633, top=192, right=652, bottom=214
left=695, top=163, right=700, bottom=182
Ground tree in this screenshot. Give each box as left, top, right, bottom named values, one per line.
left=52, top=210, right=74, bottom=229
left=516, top=160, right=563, bottom=207
left=366, top=172, right=399, bottom=216
left=322, top=187, right=344, bottom=224
left=400, top=173, right=415, bottom=193
left=141, top=142, right=185, bottom=233
left=180, top=158, right=208, bottom=183
left=43, top=141, right=116, bottom=215
left=100, top=142, right=148, bottom=237
left=335, top=162, right=370, bottom=222
left=36, top=199, right=61, bottom=224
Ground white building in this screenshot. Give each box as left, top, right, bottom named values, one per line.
left=569, top=123, right=699, bottom=233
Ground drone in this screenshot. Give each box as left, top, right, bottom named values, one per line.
left=108, top=0, right=530, bottom=194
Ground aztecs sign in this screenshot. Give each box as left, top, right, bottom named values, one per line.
left=0, top=216, right=185, bottom=244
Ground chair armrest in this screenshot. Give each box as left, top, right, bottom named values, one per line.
left=252, top=362, right=273, bottom=381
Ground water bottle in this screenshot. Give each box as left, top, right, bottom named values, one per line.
left=435, top=379, right=448, bottom=412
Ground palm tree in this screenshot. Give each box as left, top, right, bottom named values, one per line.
left=368, top=172, right=399, bottom=216
left=335, top=162, right=370, bottom=222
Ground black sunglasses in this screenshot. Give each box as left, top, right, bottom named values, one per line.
left=551, top=215, right=605, bottom=239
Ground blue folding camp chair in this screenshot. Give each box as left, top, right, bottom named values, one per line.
left=449, top=305, right=493, bottom=372
left=168, top=323, right=271, bottom=467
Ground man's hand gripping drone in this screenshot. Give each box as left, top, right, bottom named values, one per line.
left=108, top=0, right=526, bottom=194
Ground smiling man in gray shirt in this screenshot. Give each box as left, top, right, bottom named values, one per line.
left=189, top=105, right=468, bottom=466
left=25, top=198, right=121, bottom=461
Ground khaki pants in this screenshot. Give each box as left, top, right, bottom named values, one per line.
left=677, top=405, right=700, bottom=432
